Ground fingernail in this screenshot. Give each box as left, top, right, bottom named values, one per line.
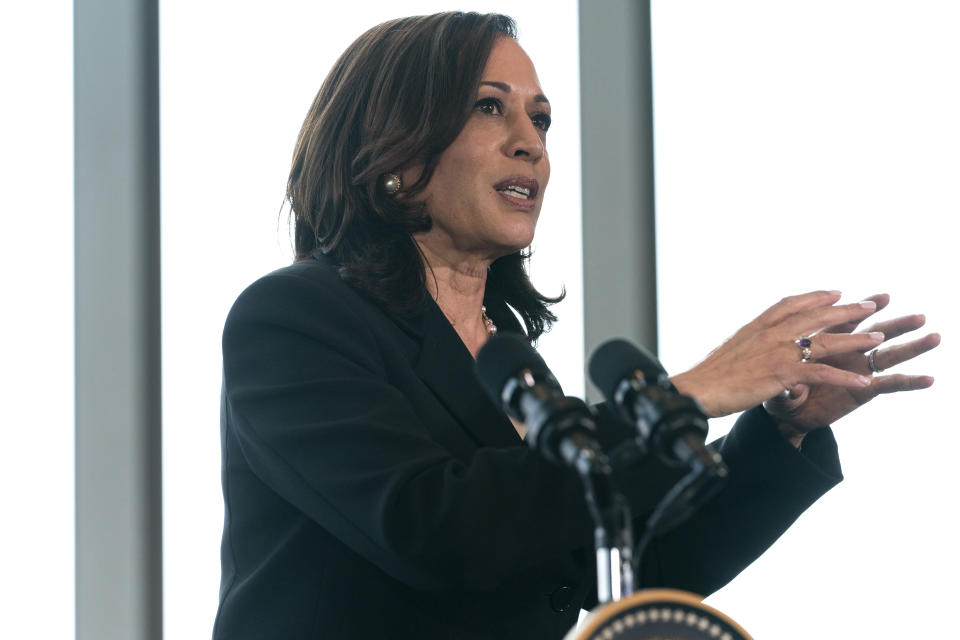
left=829, top=290, right=842, bottom=297
left=857, top=375, right=872, bottom=386
left=860, top=301, right=877, bottom=310
left=869, top=332, right=885, bottom=341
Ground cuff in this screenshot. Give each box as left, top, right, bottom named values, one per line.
left=722, top=406, right=843, bottom=488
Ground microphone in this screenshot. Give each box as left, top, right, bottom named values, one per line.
left=475, top=333, right=605, bottom=471
left=477, top=333, right=635, bottom=602
left=589, top=338, right=723, bottom=472
left=590, top=338, right=727, bottom=551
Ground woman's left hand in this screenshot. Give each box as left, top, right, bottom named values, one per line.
left=763, top=294, right=940, bottom=446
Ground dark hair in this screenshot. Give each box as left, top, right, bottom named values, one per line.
left=287, top=12, right=562, bottom=339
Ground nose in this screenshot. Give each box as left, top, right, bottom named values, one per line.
left=503, top=114, right=545, bottom=163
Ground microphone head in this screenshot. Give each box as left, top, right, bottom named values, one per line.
left=588, top=338, right=667, bottom=401
left=475, top=333, right=550, bottom=406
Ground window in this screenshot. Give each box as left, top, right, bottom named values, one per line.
left=0, top=4, right=74, bottom=638
left=653, top=2, right=955, bottom=636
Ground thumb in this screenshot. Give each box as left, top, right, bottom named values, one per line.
left=788, top=384, right=809, bottom=401
left=766, top=384, right=809, bottom=417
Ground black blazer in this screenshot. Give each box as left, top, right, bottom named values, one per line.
left=213, top=255, right=843, bottom=639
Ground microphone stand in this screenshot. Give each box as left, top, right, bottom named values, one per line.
left=564, top=433, right=635, bottom=604
left=568, top=426, right=726, bottom=604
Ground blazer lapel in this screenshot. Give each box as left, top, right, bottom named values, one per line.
left=313, top=251, right=521, bottom=449
left=413, top=299, right=521, bottom=449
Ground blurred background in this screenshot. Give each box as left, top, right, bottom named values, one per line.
left=1, top=1, right=955, bottom=637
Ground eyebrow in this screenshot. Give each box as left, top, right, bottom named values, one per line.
left=480, top=81, right=550, bottom=104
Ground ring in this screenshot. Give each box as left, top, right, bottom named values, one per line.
left=867, top=348, right=883, bottom=373
left=795, top=336, right=813, bottom=363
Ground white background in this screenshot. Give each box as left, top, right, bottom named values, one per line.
left=653, top=2, right=957, bottom=637
left=0, top=3, right=74, bottom=639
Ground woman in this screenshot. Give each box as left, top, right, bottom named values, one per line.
left=213, top=12, right=938, bottom=639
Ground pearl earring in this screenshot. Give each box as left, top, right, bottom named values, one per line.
left=381, top=173, right=401, bottom=194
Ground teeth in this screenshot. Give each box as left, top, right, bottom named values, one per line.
left=498, top=185, right=531, bottom=199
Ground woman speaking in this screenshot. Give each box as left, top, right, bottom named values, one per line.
left=213, top=12, right=938, bottom=639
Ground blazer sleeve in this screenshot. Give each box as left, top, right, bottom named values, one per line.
left=222, top=271, right=596, bottom=592
left=639, top=406, right=843, bottom=595
left=575, top=403, right=842, bottom=607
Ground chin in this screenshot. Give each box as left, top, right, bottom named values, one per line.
left=501, top=222, right=538, bottom=251
left=491, top=235, right=537, bottom=260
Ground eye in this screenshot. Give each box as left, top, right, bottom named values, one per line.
left=531, top=112, right=552, bottom=133
left=473, top=97, right=503, bottom=116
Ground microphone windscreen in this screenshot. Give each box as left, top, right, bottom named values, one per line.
left=589, top=338, right=666, bottom=400
left=475, top=333, right=549, bottom=403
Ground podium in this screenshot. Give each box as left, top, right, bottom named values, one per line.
left=566, top=589, right=753, bottom=640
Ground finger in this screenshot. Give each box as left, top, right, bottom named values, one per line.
left=868, top=333, right=941, bottom=372
left=858, top=314, right=927, bottom=342
left=764, top=384, right=809, bottom=414
left=868, top=373, right=935, bottom=395
left=755, top=290, right=843, bottom=329
left=786, top=363, right=872, bottom=390
left=824, top=293, right=890, bottom=334
left=871, top=293, right=892, bottom=314
left=809, top=331, right=885, bottom=360
left=784, top=300, right=878, bottom=338
left=787, top=383, right=809, bottom=401
left=766, top=384, right=809, bottom=405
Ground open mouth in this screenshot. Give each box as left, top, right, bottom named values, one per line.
left=498, top=185, right=532, bottom=200
left=494, top=176, right=539, bottom=202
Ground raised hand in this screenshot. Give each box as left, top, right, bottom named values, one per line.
left=671, top=291, right=884, bottom=419
left=763, top=293, right=939, bottom=444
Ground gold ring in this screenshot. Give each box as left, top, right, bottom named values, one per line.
left=795, top=336, right=813, bottom=363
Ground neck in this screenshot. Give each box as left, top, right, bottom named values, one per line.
left=416, top=241, right=493, bottom=358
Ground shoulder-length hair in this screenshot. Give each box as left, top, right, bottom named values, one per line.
left=287, top=11, right=562, bottom=340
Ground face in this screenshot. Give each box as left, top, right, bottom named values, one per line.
left=412, top=37, right=551, bottom=264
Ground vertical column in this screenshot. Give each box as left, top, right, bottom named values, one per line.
left=74, top=1, right=162, bottom=638
left=579, top=0, right=658, bottom=399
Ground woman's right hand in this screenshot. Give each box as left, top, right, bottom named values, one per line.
left=669, top=290, right=882, bottom=418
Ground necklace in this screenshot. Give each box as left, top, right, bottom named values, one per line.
left=481, top=305, right=498, bottom=336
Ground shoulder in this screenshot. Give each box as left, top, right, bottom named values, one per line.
left=226, top=257, right=372, bottom=332
left=222, top=257, right=388, bottom=365
left=229, top=257, right=349, bottom=311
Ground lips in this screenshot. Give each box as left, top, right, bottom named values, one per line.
left=493, top=176, right=540, bottom=201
